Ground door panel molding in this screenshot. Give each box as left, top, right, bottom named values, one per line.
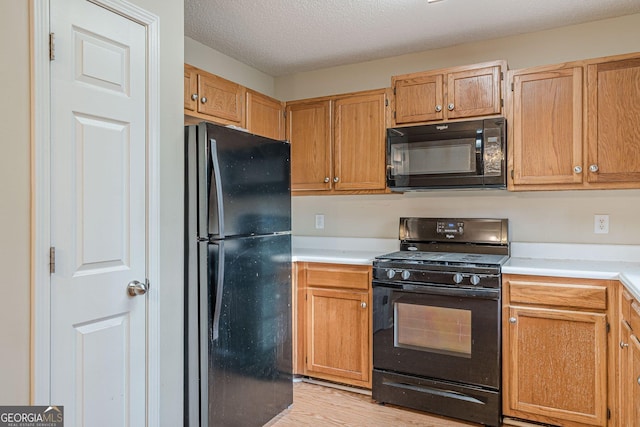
left=30, top=1, right=160, bottom=425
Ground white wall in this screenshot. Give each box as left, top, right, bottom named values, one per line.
left=185, top=36, right=277, bottom=97
left=0, top=1, right=184, bottom=424
left=0, top=1, right=31, bottom=405
left=275, top=13, right=640, bottom=101
left=280, top=14, right=640, bottom=244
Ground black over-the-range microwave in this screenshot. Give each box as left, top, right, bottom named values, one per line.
left=386, top=117, right=506, bottom=190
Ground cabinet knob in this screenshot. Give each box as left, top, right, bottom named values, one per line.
left=333, top=177, right=339, bottom=183
left=200, top=97, right=208, bottom=104
left=574, top=166, right=582, bottom=174
left=637, top=376, right=640, bottom=386
left=448, top=103, right=455, bottom=111
left=191, top=93, right=198, bottom=101
left=361, top=302, right=367, bottom=309
left=621, top=341, right=630, bottom=349
left=435, top=104, right=442, bottom=112
left=508, top=317, right=517, bottom=324
left=589, top=164, right=599, bottom=173
left=324, top=177, right=330, bottom=183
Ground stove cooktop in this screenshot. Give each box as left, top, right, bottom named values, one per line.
left=376, top=250, right=509, bottom=267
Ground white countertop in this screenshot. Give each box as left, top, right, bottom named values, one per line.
left=292, top=237, right=640, bottom=300
left=292, top=236, right=397, bottom=265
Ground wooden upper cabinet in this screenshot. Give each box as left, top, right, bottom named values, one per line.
left=184, top=64, right=245, bottom=127
left=197, top=72, right=244, bottom=124
left=246, top=89, right=285, bottom=140
left=586, top=54, right=640, bottom=184
left=508, top=65, right=583, bottom=188
left=393, top=74, right=444, bottom=124
left=184, top=66, right=198, bottom=112
left=392, top=60, right=505, bottom=125
left=447, top=65, right=503, bottom=119
left=286, top=100, right=332, bottom=192
left=286, top=88, right=388, bottom=195
left=333, top=91, right=387, bottom=191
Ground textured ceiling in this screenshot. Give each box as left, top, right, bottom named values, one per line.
left=185, top=0, right=640, bottom=77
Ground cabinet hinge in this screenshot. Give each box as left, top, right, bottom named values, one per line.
left=510, top=82, right=514, bottom=92
left=393, top=111, right=396, bottom=119
left=500, top=71, right=504, bottom=81
left=49, top=32, right=55, bottom=61
left=607, top=408, right=611, bottom=419
left=510, top=169, right=514, bottom=179
left=393, top=87, right=396, bottom=95
left=49, top=246, right=56, bottom=274
left=606, top=323, right=610, bottom=333
left=305, top=356, right=308, bottom=363
left=283, top=110, right=287, bottom=119
left=385, top=98, right=389, bottom=107
left=500, top=98, right=504, bottom=108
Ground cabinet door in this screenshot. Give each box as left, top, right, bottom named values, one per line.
left=447, top=65, right=502, bottom=119
left=184, top=66, right=198, bottom=112
left=286, top=100, right=332, bottom=192
left=631, top=335, right=640, bottom=426
left=393, top=74, right=444, bottom=124
left=305, top=288, right=370, bottom=385
left=586, top=56, right=640, bottom=184
left=510, top=67, right=583, bottom=186
left=504, top=306, right=608, bottom=426
left=620, top=321, right=633, bottom=426
left=333, top=92, right=386, bottom=191
left=197, top=72, right=244, bottom=125
left=246, top=90, right=285, bottom=140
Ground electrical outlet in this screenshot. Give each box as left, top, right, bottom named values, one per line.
left=594, top=214, right=609, bottom=234
left=315, top=214, right=325, bottom=230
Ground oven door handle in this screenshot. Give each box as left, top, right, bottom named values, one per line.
left=373, top=280, right=500, bottom=300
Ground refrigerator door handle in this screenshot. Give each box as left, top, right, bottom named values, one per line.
left=209, top=139, right=225, bottom=237
left=211, top=240, right=225, bottom=341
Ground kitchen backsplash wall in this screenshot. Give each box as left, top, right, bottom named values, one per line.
left=292, top=190, right=640, bottom=244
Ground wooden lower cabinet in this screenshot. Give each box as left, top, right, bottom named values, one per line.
left=294, top=262, right=372, bottom=389
left=619, top=287, right=640, bottom=426
left=502, top=275, right=615, bottom=426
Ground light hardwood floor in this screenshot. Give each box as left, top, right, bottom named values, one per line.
left=266, top=381, right=480, bottom=427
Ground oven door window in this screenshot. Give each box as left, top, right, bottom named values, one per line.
left=394, top=302, right=471, bottom=358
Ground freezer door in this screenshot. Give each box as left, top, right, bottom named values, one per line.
left=204, top=123, right=291, bottom=238
left=207, top=233, right=293, bottom=427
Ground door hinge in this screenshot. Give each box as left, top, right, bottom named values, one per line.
left=49, top=33, right=55, bottom=61
left=49, top=246, right=56, bottom=274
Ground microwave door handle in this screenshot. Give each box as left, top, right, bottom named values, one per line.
left=476, top=137, right=484, bottom=176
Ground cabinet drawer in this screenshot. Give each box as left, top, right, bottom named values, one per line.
left=509, top=280, right=607, bottom=311
left=305, top=263, right=371, bottom=291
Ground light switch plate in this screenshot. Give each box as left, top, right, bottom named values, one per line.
left=315, top=214, right=325, bottom=229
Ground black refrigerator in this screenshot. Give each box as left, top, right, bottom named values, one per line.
left=184, top=122, right=293, bottom=427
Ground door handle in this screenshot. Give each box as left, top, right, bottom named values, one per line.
left=127, top=280, right=147, bottom=297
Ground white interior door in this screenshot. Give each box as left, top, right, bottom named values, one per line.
left=50, top=0, right=147, bottom=425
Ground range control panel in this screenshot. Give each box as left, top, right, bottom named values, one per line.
left=437, top=221, right=464, bottom=235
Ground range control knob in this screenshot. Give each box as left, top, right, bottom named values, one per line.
left=453, top=273, right=464, bottom=284
left=386, top=269, right=396, bottom=279
left=470, top=275, right=481, bottom=286
left=401, top=270, right=411, bottom=280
